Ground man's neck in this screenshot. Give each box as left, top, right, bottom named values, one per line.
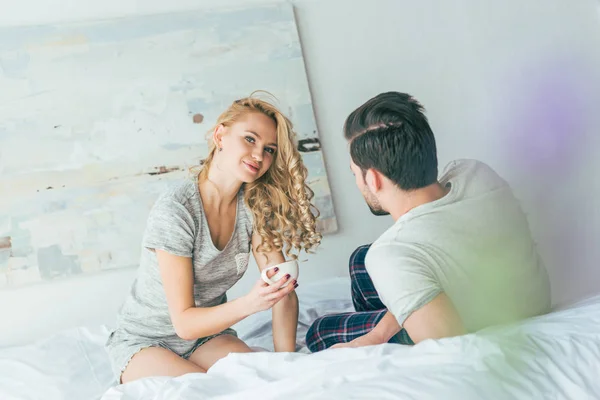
left=388, top=182, right=450, bottom=221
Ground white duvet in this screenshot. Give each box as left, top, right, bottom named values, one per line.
left=1, top=277, right=599, bottom=400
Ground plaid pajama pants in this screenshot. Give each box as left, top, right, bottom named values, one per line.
left=305, top=244, right=413, bottom=352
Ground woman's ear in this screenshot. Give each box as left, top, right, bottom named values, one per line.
left=212, top=124, right=225, bottom=148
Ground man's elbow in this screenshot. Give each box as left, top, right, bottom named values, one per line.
left=402, top=293, right=466, bottom=343
left=409, top=325, right=466, bottom=344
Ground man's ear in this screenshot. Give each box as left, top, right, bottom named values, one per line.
left=364, top=168, right=383, bottom=193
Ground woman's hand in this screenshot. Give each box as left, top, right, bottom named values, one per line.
left=243, top=270, right=297, bottom=314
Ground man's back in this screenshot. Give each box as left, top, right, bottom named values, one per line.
left=366, top=159, right=551, bottom=332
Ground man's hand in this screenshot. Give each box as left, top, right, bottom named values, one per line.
left=330, top=331, right=383, bottom=349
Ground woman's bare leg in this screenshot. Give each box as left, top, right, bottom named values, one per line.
left=188, top=334, right=253, bottom=371
left=121, top=346, right=206, bottom=384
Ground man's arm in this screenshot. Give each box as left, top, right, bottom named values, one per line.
left=331, top=310, right=400, bottom=348
left=370, top=311, right=402, bottom=342
left=332, top=293, right=465, bottom=349
left=402, top=292, right=466, bottom=343
left=332, top=244, right=466, bottom=349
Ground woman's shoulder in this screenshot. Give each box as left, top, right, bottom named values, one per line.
left=156, top=174, right=201, bottom=211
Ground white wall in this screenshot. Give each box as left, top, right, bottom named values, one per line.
left=1, top=0, right=599, bottom=347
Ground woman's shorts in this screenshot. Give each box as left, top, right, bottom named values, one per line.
left=105, top=327, right=237, bottom=383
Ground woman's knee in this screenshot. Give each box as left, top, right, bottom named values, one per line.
left=121, top=346, right=204, bottom=384
left=188, top=334, right=252, bottom=371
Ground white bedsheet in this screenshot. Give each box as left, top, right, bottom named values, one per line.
left=1, top=277, right=599, bottom=400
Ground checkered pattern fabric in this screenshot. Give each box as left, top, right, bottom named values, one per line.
left=306, top=244, right=413, bottom=352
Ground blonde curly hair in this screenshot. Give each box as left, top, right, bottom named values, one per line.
left=197, top=92, right=322, bottom=258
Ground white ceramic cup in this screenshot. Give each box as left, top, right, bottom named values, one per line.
left=261, top=260, right=298, bottom=288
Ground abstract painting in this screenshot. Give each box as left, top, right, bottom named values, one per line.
left=0, top=4, right=337, bottom=288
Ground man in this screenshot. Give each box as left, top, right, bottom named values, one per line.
left=306, top=92, right=551, bottom=351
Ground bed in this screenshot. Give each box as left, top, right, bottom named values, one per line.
left=1, top=277, right=599, bottom=400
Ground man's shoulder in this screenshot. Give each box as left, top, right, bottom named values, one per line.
left=366, top=230, right=422, bottom=266
left=440, top=159, right=509, bottom=195
left=441, top=159, right=501, bottom=179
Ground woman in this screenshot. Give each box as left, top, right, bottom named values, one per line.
left=106, top=93, right=322, bottom=384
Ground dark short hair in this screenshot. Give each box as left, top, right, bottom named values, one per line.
left=344, top=92, right=438, bottom=190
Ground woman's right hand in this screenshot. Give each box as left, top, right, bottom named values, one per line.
left=243, top=271, right=297, bottom=314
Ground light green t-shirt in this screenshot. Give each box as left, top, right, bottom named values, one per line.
left=365, top=159, right=551, bottom=332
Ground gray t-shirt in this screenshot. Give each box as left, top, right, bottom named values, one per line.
left=113, top=171, right=253, bottom=339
